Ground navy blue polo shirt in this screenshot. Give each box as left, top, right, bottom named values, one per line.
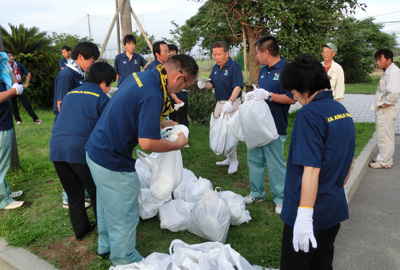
left=50, top=82, right=110, bottom=164
left=85, top=67, right=163, bottom=172
left=114, top=52, right=147, bottom=87
left=53, top=66, right=85, bottom=115
left=258, top=58, right=293, bottom=135
left=209, top=58, right=243, bottom=101
left=145, top=59, right=162, bottom=71
left=280, top=90, right=355, bottom=230
left=0, top=80, right=13, bottom=131
left=59, top=58, right=68, bottom=70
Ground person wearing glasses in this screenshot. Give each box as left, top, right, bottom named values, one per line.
left=145, top=41, right=169, bottom=71
left=85, top=54, right=198, bottom=266
left=197, top=41, right=243, bottom=175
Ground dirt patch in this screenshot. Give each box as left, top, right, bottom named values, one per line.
left=32, top=236, right=94, bottom=270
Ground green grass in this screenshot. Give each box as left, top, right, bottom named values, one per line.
left=0, top=108, right=375, bottom=269
left=344, top=75, right=380, bottom=95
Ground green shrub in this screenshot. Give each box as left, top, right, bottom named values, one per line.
left=188, top=84, right=216, bottom=125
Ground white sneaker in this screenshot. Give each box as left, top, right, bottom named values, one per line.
left=16, top=121, right=22, bottom=126
left=244, top=195, right=264, bottom=205
left=228, top=160, right=239, bottom=174
left=10, top=190, right=24, bottom=198
left=275, top=204, right=282, bottom=214
left=63, top=199, right=90, bottom=209
left=216, top=158, right=230, bottom=166
left=4, top=201, right=24, bottom=210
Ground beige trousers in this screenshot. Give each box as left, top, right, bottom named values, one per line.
left=375, top=105, right=398, bottom=166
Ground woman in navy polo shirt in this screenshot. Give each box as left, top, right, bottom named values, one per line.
left=279, top=54, right=355, bottom=269
left=49, top=62, right=116, bottom=240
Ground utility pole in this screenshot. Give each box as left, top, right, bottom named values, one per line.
left=115, top=0, right=121, bottom=54
left=87, top=14, right=92, bottom=40
left=0, top=32, right=20, bottom=170
left=119, top=0, right=132, bottom=39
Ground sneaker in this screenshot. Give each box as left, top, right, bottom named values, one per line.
left=63, top=199, right=91, bottom=209
left=10, top=190, right=24, bottom=198
left=369, top=162, right=392, bottom=169
left=244, top=195, right=264, bottom=205
left=216, top=158, right=230, bottom=166
left=184, top=144, right=190, bottom=148
left=16, top=121, right=22, bottom=126
left=76, top=221, right=96, bottom=241
left=96, top=251, right=111, bottom=260
left=34, top=119, right=44, bottom=124
left=275, top=204, right=282, bottom=214
left=228, top=160, right=239, bottom=174
left=3, top=201, right=24, bottom=210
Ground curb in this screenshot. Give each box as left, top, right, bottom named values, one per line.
left=0, top=238, right=57, bottom=270
left=0, top=134, right=377, bottom=270
left=345, top=132, right=377, bottom=204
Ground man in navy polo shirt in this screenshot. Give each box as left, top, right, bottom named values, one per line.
left=244, top=36, right=295, bottom=215
left=197, top=41, right=243, bottom=174
left=59, top=46, right=71, bottom=70
left=85, top=54, right=198, bottom=266
left=279, top=54, right=355, bottom=269
left=114, top=34, right=147, bottom=87
left=145, top=40, right=169, bottom=71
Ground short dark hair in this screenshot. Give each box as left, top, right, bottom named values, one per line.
left=374, top=48, right=393, bottom=62
left=254, top=35, right=279, bottom=57
left=152, top=41, right=168, bottom=58
left=61, top=46, right=71, bottom=51
left=165, top=54, right=199, bottom=78
left=123, top=34, right=136, bottom=45
left=280, top=54, right=331, bottom=97
left=86, top=61, right=116, bottom=87
left=168, top=44, right=178, bottom=53
left=71, top=42, right=100, bottom=61
left=212, top=41, right=228, bottom=52
left=4, top=50, right=13, bottom=56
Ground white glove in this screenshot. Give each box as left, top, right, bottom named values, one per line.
left=13, top=83, right=24, bottom=95
left=174, top=101, right=185, bottom=111
left=223, top=102, right=233, bottom=113
left=293, top=207, right=317, bottom=253
left=197, top=81, right=206, bottom=89
left=253, top=88, right=270, bottom=101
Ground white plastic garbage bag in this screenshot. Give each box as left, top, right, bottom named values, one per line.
left=137, top=149, right=183, bottom=202
left=109, top=252, right=171, bottom=270
left=185, top=176, right=213, bottom=203
left=173, top=168, right=198, bottom=200
left=169, top=239, right=256, bottom=270
left=161, top=124, right=189, bottom=142
left=138, top=188, right=166, bottom=220
left=220, top=191, right=251, bottom=226
left=187, top=189, right=231, bottom=243
left=227, top=110, right=245, bottom=142
left=135, top=158, right=151, bottom=189
left=159, top=199, right=195, bottom=232
left=209, top=113, right=227, bottom=155
left=239, top=98, right=278, bottom=150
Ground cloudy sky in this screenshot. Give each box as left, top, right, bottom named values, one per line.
left=1, top=0, right=399, bottom=57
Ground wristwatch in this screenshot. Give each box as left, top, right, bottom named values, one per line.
left=267, top=92, right=273, bottom=102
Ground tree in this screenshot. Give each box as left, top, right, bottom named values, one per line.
left=168, top=20, right=199, bottom=54
left=333, top=17, right=398, bottom=83
left=132, top=30, right=154, bottom=55
left=1, top=24, right=58, bottom=108
left=190, top=0, right=365, bottom=84
left=50, top=32, right=91, bottom=54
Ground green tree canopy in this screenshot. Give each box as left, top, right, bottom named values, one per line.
left=132, top=30, right=154, bottom=56
left=50, top=32, right=92, bottom=54
left=167, top=20, right=199, bottom=54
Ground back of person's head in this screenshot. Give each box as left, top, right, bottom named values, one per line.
left=254, top=35, right=279, bottom=57
left=61, top=46, right=71, bottom=51
left=165, top=54, right=199, bottom=78
left=211, top=41, right=228, bottom=52
left=86, top=61, right=116, bottom=86
left=280, top=54, right=331, bottom=97
left=168, top=44, right=178, bottom=53
left=374, top=48, right=393, bottom=61
left=4, top=50, right=14, bottom=56
left=123, top=34, right=136, bottom=45
left=152, top=41, right=168, bottom=58
left=71, top=42, right=100, bottom=61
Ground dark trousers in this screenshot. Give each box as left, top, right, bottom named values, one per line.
left=280, top=223, right=341, bottom=270
left=11, top=93, right=38, bottom=122
left=53, top=162, right=97, bottom=238
left=169, top=99, right=189, bottom=128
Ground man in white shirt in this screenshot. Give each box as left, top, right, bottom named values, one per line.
left=321, top=43, right=345, bottom=101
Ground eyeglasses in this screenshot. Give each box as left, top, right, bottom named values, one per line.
left=179, top=70, right=188, bottom=88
